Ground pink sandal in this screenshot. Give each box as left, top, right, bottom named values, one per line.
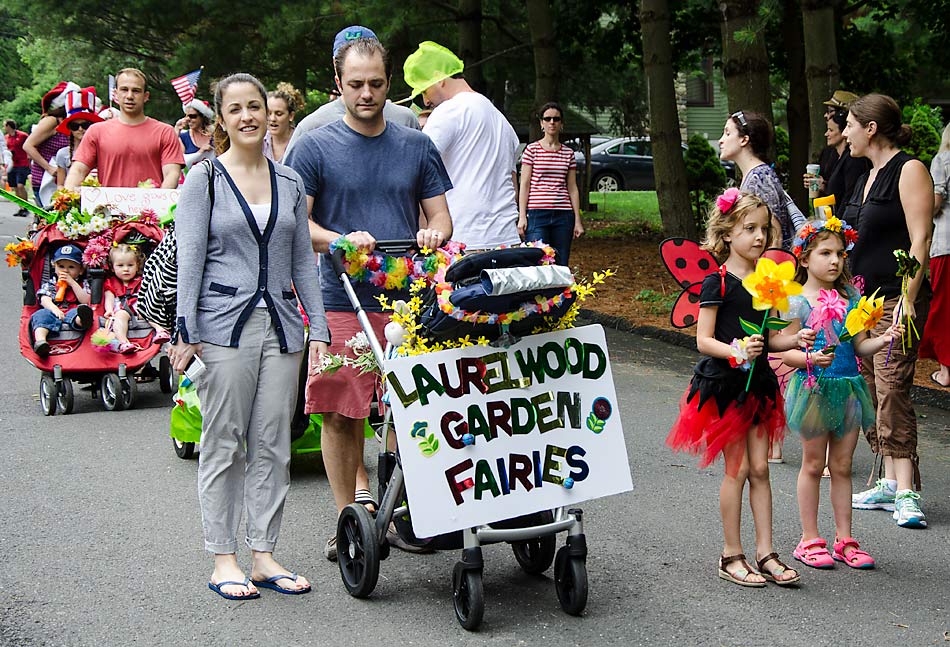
left=793, top=537, right=835, bottom=569
left=833, top=537, right=875, bottom=569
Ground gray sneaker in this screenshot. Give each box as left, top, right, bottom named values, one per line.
left=324, top=536, right=338, bottom=561
left=893, top=491, right=927, bottom=528
left=852, top=479, right=896, bottom=511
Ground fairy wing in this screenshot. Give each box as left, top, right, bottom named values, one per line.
left=659, top=238, right=720, bottom=328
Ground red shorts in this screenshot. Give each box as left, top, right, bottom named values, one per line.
left=304, top=311, right=389, bottom=419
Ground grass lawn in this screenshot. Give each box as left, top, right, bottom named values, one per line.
left=582, top=191, right=662, bottom=238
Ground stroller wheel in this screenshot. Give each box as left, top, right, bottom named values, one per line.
left=57, top=379, right=74, bottom=415
left=337, top=503, right=380, bottom=598
left=452, top=562, right=484, bottom=631
left=101, top=374, right=127, bottom=411
left=159, top=355, right=175, bottom=394
left=554, top=546, right=588, bottom=616
left=511, top=511, right=556, bottom=574
left=172, top=436, right=196, bottom=460
left=39, top=374, right=57, bottom=416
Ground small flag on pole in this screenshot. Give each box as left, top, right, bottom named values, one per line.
left=108, top=74, right=116, bottom=104
left=170, top=68, right=202, bottom=105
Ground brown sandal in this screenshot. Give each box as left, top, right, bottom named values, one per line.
left=757, top=552, right=801, bottom=586
left=718, top=553, right=766, bottom=588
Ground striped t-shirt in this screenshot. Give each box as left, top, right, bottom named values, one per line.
left=521, top=142, right=576, bottom=210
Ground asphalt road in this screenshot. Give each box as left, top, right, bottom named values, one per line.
left=1, top=200, right=948, bottom=647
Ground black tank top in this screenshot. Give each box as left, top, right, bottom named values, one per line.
left=843, top=151, right=916, bottom=299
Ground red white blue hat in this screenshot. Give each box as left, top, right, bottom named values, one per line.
left=56, top=88, right=105, bottom=135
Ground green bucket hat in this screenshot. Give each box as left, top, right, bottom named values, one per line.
left=401, top=41, right=464, bottom=103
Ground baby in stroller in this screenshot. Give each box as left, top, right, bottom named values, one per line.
left=30, top=244, right=93, bottom=357
left=102, top=243, right=144, bottom=353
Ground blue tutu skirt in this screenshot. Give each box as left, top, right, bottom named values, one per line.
left=784, top=372, right=875, bottom=440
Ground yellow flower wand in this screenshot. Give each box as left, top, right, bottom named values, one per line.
left=739, top=258, right=803, bottom=392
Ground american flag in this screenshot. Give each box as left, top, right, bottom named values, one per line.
left=170, top=68, right=202, bottom=105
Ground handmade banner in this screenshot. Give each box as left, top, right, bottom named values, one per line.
left=385, top=324, right=631, bottom=537
left=80, top=187, right=179, bottom=215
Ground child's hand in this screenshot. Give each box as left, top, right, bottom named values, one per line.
left=798, top=327, right=817, bottom=350
left=813, top=350, right=835, bottom=368
left=51, top=306, right=65, bottom=320
left=745, top=334, right=765, bottom=360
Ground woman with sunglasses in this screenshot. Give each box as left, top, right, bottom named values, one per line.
left=40, top=89, right=103, bottom=203
left=517, top=102, right=583, bottom=264
left=176, top=99, right=215, bottom=170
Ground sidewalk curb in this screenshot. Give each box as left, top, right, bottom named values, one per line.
left=581, top=308, right=950, bottom=412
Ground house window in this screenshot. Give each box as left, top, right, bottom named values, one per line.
left=686, top=58, right=714, bottom=107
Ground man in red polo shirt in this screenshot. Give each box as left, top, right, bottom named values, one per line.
left=3, top=119, right=31, bottom=216
left=65, top=68, right=183, bottom=189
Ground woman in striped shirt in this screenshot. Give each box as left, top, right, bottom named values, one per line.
left=518, top=102, right=584, bottom=264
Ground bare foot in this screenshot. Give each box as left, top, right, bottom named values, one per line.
left=251, top=552, right=311, bottom=593
left=211, top=561, right=258, bottom=598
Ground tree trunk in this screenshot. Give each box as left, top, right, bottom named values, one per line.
left=640, top=0, right=696, bottom=239
left=526, top=0, right=558, bottom=142
left=801, top=0, right=839, bottom=162
left=458, top=0, right=486, bottom=95
left=719, top=0, right=773, bottom=122
left=784, top=0, right=810, bottom=210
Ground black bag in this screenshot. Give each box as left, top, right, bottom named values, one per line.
left=418, top=247, right=575, bottom=342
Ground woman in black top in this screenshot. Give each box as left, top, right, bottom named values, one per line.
left=804, top=108, right=871, bottom=210
left=841, top=93, right=933, bottom=529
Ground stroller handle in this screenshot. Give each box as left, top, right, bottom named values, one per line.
left=329, top=238, right=419, bottom=279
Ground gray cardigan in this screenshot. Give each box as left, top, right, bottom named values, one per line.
left=176, top=159, right=329, bottom=352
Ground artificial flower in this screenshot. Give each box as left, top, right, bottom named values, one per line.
left=742, top=257, right=802, bottom=312
left=844, top=289, right=885, bottom=338
left=728, top=337, right=752, bottom=371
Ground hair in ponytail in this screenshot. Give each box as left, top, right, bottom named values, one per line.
left=211, top=72, right=268, bottom=155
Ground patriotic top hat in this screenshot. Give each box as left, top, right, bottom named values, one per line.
left=56, top=88, right=105, bottom=135
left=41, top=81, right=80, bottom=114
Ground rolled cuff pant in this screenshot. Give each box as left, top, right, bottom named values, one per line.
left=196, top=309, right=302, bottom=553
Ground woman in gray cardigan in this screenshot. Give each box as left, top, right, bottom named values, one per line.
left=171, top=73, right=329, bottom=600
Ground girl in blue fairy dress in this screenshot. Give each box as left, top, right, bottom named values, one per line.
left=781, top=217, right=902, bottom=571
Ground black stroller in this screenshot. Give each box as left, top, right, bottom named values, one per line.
left=329, top=241, right=588, bottom=630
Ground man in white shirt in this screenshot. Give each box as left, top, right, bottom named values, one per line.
left=403, top=41, right=520, bottom=249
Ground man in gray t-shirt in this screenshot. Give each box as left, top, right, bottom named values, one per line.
left=284, top=25, right=419, bottom=158
left=287, top=37, right=452, bottom=561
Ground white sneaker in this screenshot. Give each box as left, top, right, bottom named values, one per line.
left=852, top=479, right=896, bottom=511
left=893, top=491, right=927, bottom=528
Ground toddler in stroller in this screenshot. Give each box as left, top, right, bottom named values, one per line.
left=29, top=244, right=93, bottom=357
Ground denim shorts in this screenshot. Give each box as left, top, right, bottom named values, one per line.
left=30, top=307, right=83, bottom=333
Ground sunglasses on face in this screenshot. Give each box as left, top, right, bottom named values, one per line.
left=541, top=116, right=562, bottom=123
left=185, top=113, right=200, bottom=119
left=68, top=121, right=91, bottom=132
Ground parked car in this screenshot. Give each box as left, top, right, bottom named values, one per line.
left=576, top=137, right=735, bottom=192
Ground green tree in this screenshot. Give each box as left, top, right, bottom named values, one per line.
left=904, top=104, right=942, bottom=167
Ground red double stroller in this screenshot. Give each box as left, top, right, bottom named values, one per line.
left=18, top=221, right=172, bottom=415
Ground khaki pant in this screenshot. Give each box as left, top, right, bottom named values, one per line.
left=196, top=309, right=302, bottom=553
left=860, top=294, right=929, bottom=486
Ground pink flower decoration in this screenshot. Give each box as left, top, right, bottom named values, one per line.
left=716, top=187, right=741, bottom=213
left=806, top=288, right=847, bottom=347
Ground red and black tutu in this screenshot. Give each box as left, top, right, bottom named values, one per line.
left=667, top=356, right=786, bottom=475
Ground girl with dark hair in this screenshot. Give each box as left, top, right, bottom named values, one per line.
left=517, top=101, right=583, bottom=264
left=172, top=72, right=329, bottom=599
left=842, top=93, right=934, bottom=529
left=719, top=110, right=799, bottom=251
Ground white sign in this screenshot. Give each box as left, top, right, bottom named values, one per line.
left=80, top=186, right=179, bottom=215
left=385, top=324, right=632, bottom=537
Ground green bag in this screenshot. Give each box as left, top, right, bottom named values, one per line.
left=168, top=378, right=371, bottom=454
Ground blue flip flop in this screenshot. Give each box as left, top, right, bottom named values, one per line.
left=208, top=578, right=261, bottom=600
left=251, top=573, right=312, bottom=595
